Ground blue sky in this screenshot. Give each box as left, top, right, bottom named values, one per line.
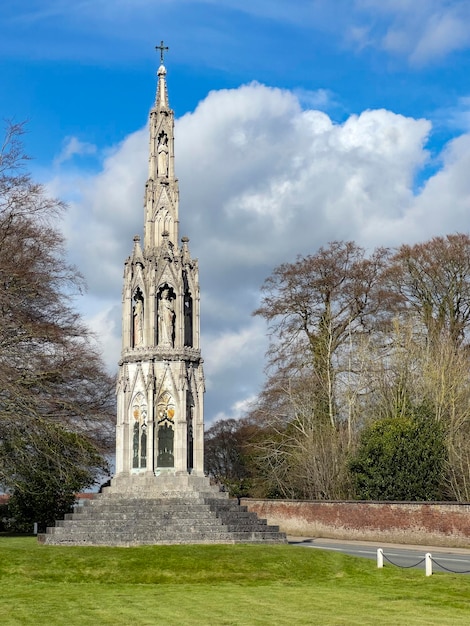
left=1, top=1, right=470, bottom=424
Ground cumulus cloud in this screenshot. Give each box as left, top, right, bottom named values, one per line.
left=53, top=136, right=97, bottom=166
left=51, top=82, right=470, bottom=423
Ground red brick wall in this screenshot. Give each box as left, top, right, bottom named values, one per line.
left=242, top=499, right=470, bottom=547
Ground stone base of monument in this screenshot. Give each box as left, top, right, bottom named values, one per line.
left=38, top=474, right=287, bottom=546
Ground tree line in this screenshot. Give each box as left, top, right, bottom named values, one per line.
left=0, top=123, right=115, bottom=531
left=205, top=236, right=470, bottom=502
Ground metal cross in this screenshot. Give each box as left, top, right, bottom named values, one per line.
left=156, top=40, right=169, bottom=64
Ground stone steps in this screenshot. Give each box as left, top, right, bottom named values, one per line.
left=55, top=518, right=267, bottom=532
left=40, top=527, right=281, bottom=545
left=47, top=516, right=276, bottom=530
left=41, top=529, right=285, bottom=546
left=64, top=509, right=244, bottom=520
left=38, top=492, right=287, bottom=546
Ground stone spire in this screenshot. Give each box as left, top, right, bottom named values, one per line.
left=144, top=54, right=179, bottom=253
left=156, top=63, right=170, bottom=111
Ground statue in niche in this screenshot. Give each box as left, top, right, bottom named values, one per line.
left=158, top=288, right=175, bottom=347
left=184, top=292, right=193, bottom=347
left=157, top=132, right=169, bottom=177
left=133, top=293, right=144, bottom=346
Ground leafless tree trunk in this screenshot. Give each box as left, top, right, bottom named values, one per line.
left=0, top=122, right=114, bottom=497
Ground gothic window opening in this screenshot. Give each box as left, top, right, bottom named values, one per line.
left=183, top=272, right=193, bottom=347
left=132, top=289, right=144, bottom=347
left=155, top=210, right=174, bottom=237
left=186, top=393, right=194, bottom=472
left=155, top=208, right=169, bottom=227
left=184, top=290, right=193, bottom=347
left=156, top=392, right=175, bottom=468
left=131, top=393, right=148, bottom=469
left=156, top=285, right=175, bottom=347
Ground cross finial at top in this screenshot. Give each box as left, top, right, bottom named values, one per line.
left=156, top=40, right=169, bottom=64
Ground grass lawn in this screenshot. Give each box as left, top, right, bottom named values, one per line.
left=0, top=536, right=469, bottom=625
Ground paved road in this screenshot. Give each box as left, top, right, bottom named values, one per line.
left=288, top=537, right=470, bottom=574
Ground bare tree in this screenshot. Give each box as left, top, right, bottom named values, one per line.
left=249, top=242, right=390, bottom=498
left=388, top=234, right=470, bottom=346
left=250, top=379, right=351, bottom=499
left=204, top=419, right=250, bottom=492
left=254, top=241, right=390, bottom=427
left=247, top=235, right=470, bottom=501
left=380, top=234, right=470, bottom=499
left=359, top=315, right=470, bottom=501
left=0, top=122, right=114, bottom=511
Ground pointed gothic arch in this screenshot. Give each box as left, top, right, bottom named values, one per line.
left=186, top=391, right=194, bottom=471
left=182, top=271, right=193, bottom=347
left=155, top=391, right=175, bottom=468
left=131, top=392, right=148, bottom=470
left=154, top=207, right=174, bottom=238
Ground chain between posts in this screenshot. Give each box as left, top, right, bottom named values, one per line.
left=429, top=556, right=470, bottom=575
left=382, top=552, right=426, bottom=569
left=377, top=548, right=470, bottom=575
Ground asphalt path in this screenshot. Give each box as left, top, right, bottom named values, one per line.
left=288, top=537, right=470, bottom=574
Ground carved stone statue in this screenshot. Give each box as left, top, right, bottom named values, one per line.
left=157, top=133, right=169, bottom=177
left=158, top=288, right=175, bottom=346
left=133, top=296, right=144, bottom=346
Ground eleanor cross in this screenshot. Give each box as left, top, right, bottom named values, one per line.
left=156, top=40, right=169, bottom=64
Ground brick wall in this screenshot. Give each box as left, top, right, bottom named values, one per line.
left=242, top=499, right=470, bottom=547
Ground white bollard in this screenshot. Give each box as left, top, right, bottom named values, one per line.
left=377, top=548, right=384, bottom=569
left=425, top=552, right=433, bottom=576
left=33, top=522, right=38, bottom=535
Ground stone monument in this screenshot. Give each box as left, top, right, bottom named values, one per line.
left=39, top=43, right=286, bottom=545
left=112, top=41, right=205, bottom=494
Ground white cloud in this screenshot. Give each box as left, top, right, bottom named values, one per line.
left=211, top=395, right=259, bottom=423
left=203, top=320, right=268, bottom=388
left=354, top=0, right=470, bottom=65
left=5, top=0, right=470, bottom=69
left=50, top=82, right=470, bottom=423
left=53, top=136, right=97, bottom=166
left=434, top=96, right=470, bottom=133
left=399, top=134, right=470, bottom=236
left=55, top=129, right=147, bottom=295
left=292, top=88, right=335, bottom=111
left=84, top=303, right=122, bottom=373
left=215, top=0, right=470, bottom=66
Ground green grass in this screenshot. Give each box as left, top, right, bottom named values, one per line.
left=0, top=537, right=469, bottom=625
